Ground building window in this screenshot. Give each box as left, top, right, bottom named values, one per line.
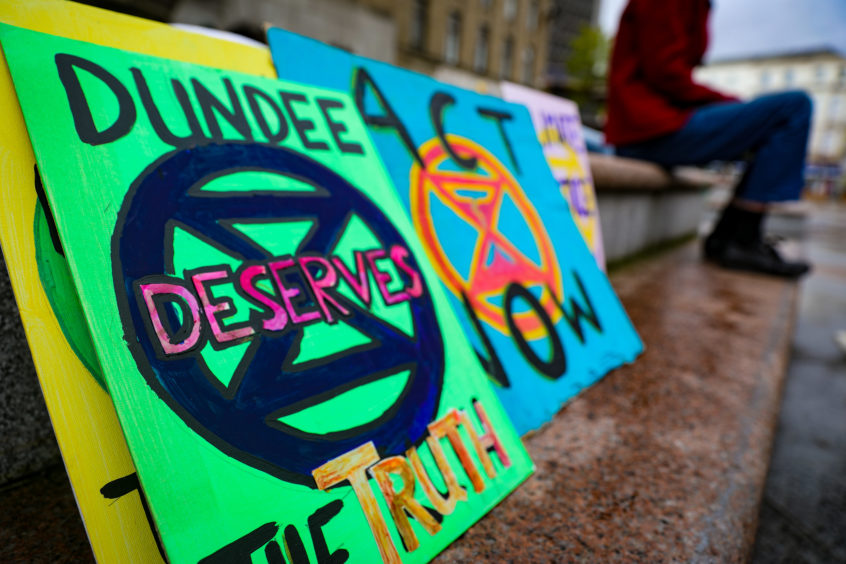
left=527, top=0, right=539, bottom=31
left=760, top=70, right=771, bottom=89
left=839, top=65, right=846, bottom=87
left=815, top=64, right=826, bottom=84
left=522, top=45, right=535, bottom=84
left=784, top=67, right=794, bottom=87
left=500, top=36, right=514, bottom=79
left=822, top=130, right=836, bottom=155
left=445, top=11, right=462, bottom=65
left=474, top=25, right=490, bottom=73
left=831, top=96, right=841, bottom=120
left=504, top=0, right=517, bottom=22
left=410, top=0, right=428, bottom=51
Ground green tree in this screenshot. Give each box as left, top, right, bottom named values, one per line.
left=565, top=25, right=610, bottom=110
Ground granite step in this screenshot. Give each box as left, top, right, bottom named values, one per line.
left=438, top=241, right=798, bottom=563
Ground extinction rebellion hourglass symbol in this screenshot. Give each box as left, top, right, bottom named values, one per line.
left=113, top=142, right=445, bottom=486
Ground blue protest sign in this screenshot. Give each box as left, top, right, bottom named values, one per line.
left=268, top=29, right=643, bottom=434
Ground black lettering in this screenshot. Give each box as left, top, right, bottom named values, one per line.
left=132, top=69, right=206, bottom=148
left=308, top=499, right=349, bottom=564
left=477, top=107, right=520, bottom=173
left=264, top=540, right=286, bottom=564
left=461, top=291, right=509, bottom=387
left=317, top=98, right=364, bottom=154
left=279, top=91, right=329, bottom=150
left=429, top=92, right=477, bottom=170
left=284, top=524, right=310, bottom=564
left=33, top=165, right=63, bottom=257
left=100, top=473, right=166, bottom=560
left=199, top=522, right=279, bottom=564
left=504, top=282, right=566, bottom=379
left=353, top=67, right=423, bottom=166
left=549, top=272, right=602, bottom=342
left=55, top=53, right=135, bottom=145
left=244, top=85, right=289, bottom=144
left=192, top=77, right=254, bottom=142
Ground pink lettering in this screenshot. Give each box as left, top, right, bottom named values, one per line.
left=389, top=245, right=423, bottom=298
left=269, top=258, right=321, bottom=324
left=139, top=282, right=202, bottom=355
left=239, top=264, right=288, bottom=331
left=191, top=270, right=255, bottom=344
left=332, top=251, right=372, bottom=306
left=366, top=249, right=409, bottom=306
left=298, top=256, right=350, bottom=324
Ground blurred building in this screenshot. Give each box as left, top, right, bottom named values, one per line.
left=171, top=0, right=397, bottom=63
left=546, top=0, right=599, bottom=91
left=696, top=49, right=846, bottom=167
left=359, top=0, right=552, bottom=92
left=83, top=0, right=557, bottom=92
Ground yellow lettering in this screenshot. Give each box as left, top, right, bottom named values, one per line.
left=472, top=400, right=511, bottom=469
left=312, top=442, right=400, bottom=564
left=428, top=409, right=487, bottom=492
left=370, top=456, right=441, bottom=552
left=406, top=443, right=466, bottom=515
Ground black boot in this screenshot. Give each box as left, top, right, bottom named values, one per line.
left=704, top=205, right=761, bottom=254
left=704, top=205, right=810, bottom=278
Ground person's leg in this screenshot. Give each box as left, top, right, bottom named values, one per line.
left=617, top=91, right=813, bottom=276
left=727, top=93, right=812, bottom=204
left=616, top=91, right=812, bottom=186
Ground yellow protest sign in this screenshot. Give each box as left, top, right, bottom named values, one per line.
left=0, top=2, right=274, bottom=561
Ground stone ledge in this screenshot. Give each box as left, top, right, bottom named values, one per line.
left=590, top=153, right=722, bottom=193
left=437, top=241, right=798, bottom=562
left=589, top=153, right=720, bottom=263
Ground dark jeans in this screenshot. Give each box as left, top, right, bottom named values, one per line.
left=617, top=91, right=812, bottom=203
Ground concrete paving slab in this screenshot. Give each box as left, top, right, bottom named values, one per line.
left=0, top=463, right=93, bottom=562
left=0, top=250, right=61, bottom=484
left=751, top=203, right=846, bottom=564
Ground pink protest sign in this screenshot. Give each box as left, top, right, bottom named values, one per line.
left=500, top=82, right=605, bottom=269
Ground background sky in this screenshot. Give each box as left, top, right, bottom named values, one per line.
left=598, top=0, right=846, bottom=62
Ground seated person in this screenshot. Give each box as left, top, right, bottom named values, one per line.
left=605, top=0, right=811, bottom=277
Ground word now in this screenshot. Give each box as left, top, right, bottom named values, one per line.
left=137, top=246, right=423, bottom=356
left=201, top=400, right=510, bottom=563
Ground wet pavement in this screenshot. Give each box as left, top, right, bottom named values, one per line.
left=0, top=463, right=93, bottom=563
left=752, top=202, right=846, bottom=563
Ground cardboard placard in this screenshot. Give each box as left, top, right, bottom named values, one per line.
left=2, top=26, right=531, bottom=563
left=500, top=82, right=605, bottom=268
left=0, top=2, right=275, bottom=561
left=267, top=29, right=643, bottom=435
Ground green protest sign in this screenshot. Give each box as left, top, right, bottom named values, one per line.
left=1, top=25, right=531, bottom=563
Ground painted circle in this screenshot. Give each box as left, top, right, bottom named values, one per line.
left=410, top=135, right=563, bottom=340
left=34, top=200, right=105, bottom=388
left=113, top=142, right=444, bottom=486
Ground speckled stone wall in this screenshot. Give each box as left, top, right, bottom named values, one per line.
left=0, top=250, right=61, bottom=485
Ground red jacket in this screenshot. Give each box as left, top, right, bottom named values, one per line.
left=604, top=0, right=737, bottom=146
